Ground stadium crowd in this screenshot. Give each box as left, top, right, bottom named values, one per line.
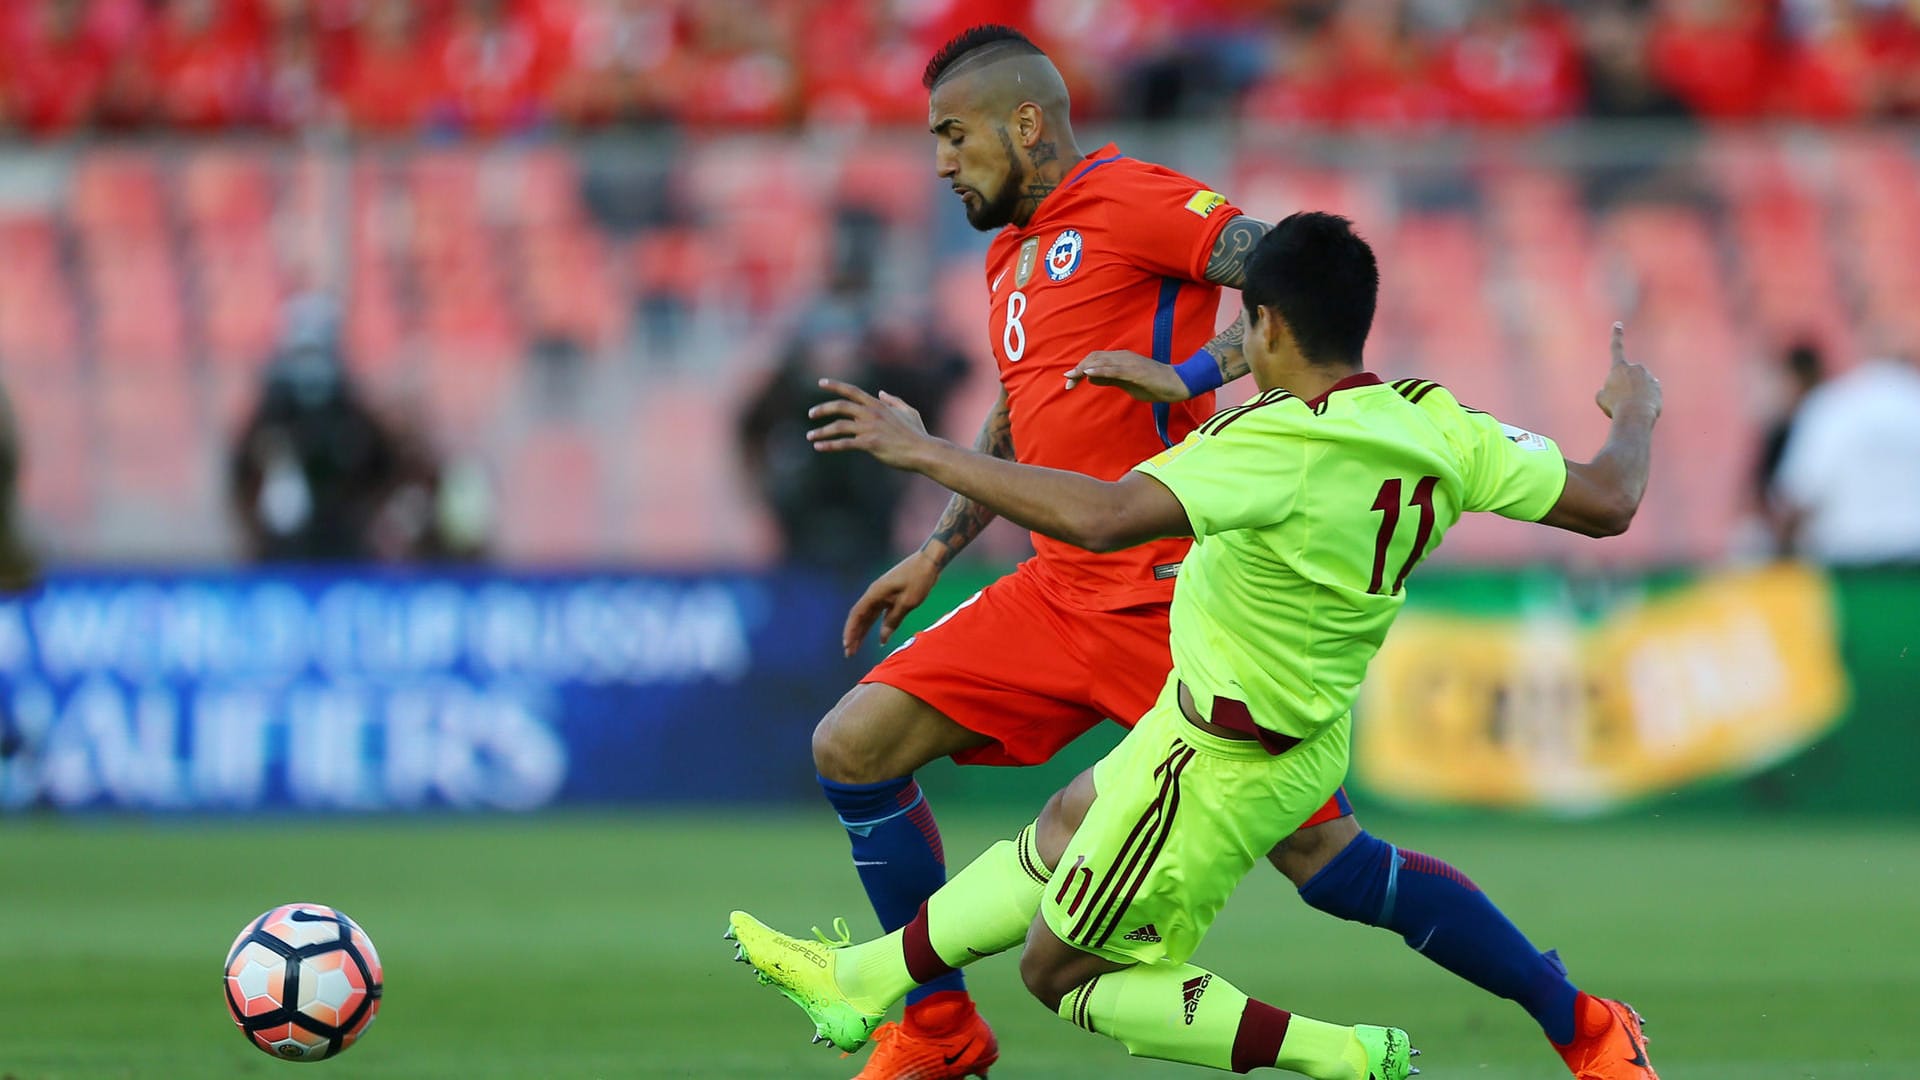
left=4, top=0, right=1920, bottom=137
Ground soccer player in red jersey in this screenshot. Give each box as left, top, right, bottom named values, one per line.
left=808, top=25, right=1655, bottom=1080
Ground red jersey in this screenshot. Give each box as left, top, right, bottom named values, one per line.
left=982, top=143, right=1242, bottom=611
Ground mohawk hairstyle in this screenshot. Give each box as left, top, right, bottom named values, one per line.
left=923, top=24, right=1045, bottom=90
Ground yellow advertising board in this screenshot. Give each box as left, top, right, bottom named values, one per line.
left=1358, top=564, right=1850, bottom=812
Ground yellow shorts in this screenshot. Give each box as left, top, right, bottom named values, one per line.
left=1039, top=676, right=1350, bottom=965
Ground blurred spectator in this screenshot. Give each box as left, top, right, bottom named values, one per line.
left=229, top=295, right=455, bottom=562
left=1577, top=0, right=1692, bottom=120
left=1753, top=341, right=1828, bottom=556
left=1339, top=0, right=1428, bottom=128
left=334, top=0, right=439, bottom=133
left=430, top=0, right=568, bottom=134
left=1433, top=0, right=1584, bottom=125
left=130, top=0, right=268, bottom=130
left=738, top=316, right=967, bottom=575
left=550, top=0, right=673, bottom=126
left=0, top=0, right=138, bottom=136
left=8, top=0, right=1920, bottom=135
left=0, top=383, right=40, bottom=594
left=1777, top=0, right=1880, bottom=120
left=1647, top=0, right=1774, bottom=121
left=669, top=0, right=801, bottom=127
left=260, top=0, right=324, bottom=129
left=1772, top=346, right=1920, bottom=565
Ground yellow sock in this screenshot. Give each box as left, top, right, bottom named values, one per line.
left=1275, top=1015, right=1369, bottom=1079
left=1061, top=961, right=1368, bottom=1077
left=836, top=824, right=1049, bottom=1009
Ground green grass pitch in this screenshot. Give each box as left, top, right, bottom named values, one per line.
left=1, top=809, right=1915, bottom=1078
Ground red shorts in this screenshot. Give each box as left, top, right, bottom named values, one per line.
left=862, top=563, right=1350, bottom=828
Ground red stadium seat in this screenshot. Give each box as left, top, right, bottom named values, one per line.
left=96, top=371, right=202, bottom=503
left=423, top=347, right=520, bottom=437
left=70, top=151, right=168, bottom=232
left=496, top=427, right=605, bottom=563
left=619, top=383, right=774, bottom=565
left=179, top=151, right=273, bottom=231
left=0, top=217, right=81, bottom=371
left=522, top=225, right=622, bottom=348
left=8, top=372, right=93, bottom=530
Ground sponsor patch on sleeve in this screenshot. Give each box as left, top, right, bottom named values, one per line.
left=1184, top=190, right=1228, bottom=218
left=1500, top=423, right=1550, bottom=451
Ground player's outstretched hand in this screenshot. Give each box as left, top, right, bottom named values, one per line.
left=1596, top=322, right=1662, bottom=421
left=841, top=550, right=941, bottom=656
left=808, top=378, right=937, bottom=470
left=1065, top=350, right=1192, bottom=402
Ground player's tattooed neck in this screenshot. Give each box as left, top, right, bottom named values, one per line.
left=1014, top=182, right=1056, bottom=225
left=1029, top=138, right=1059, bottom=169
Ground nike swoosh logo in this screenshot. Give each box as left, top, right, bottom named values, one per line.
left=1621, top=1015, right=1649, bottom=1068
left=943, top=1038, right=977, bottom=1066
left=990, top=268, right=1008, bottom=291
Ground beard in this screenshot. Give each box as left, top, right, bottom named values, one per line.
left=964, top=154, right=1027, bottom=232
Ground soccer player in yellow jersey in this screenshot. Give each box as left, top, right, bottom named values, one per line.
left=730, top=212, right=1662, bottom=1079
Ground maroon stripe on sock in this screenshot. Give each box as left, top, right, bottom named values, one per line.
left=1400, top=850, right=1480, bottom=892
left=1230, top=999, right=1294, bottom=1073
left=902, top=902, right=956, bottom=985
left=894, top=782, right=947, bottom=865
left=906, top=803, right=945, bottom=863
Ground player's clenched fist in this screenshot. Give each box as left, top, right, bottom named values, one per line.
left=807, top=378, right=940, bottom=469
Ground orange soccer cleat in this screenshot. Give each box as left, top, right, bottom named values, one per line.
left=1553, top=993, right=1659, bottom=1080
left=850, top=996, right=999, bottom=1080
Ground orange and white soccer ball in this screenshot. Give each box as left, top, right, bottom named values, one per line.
left=223, top=903, right=384, bottom=1062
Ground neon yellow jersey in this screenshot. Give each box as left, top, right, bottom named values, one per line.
left=1132, top=373, right=1567, bottom=741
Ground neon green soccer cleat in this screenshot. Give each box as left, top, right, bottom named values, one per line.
left=725, top=911, right=885, bottom=1053
left=1355, top=1025, right=1420, bottom=1080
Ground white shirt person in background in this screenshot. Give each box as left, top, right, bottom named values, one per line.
left=1773, top=348, right=1920, bottom=565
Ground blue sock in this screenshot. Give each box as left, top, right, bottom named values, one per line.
left=818, top=775, right=966, bottom=1007
left=1297, top=830, right=1580, bottom=1045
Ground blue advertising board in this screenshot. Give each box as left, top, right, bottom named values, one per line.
left=0, top=570, right=868, bottom=811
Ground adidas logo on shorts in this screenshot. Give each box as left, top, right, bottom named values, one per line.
left=1121, top=924, right=1161, bottom=943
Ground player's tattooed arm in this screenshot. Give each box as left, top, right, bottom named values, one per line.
left=1202, top=215, right=1270, bottom=289
left=1198, top=216, right=1271, bottom=385
left=1200, top=314, right=1253, bottom=385
left=919, top=388, right=1013, bottom=568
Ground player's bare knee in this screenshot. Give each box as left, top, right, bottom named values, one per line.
left=1035, top=767, right=1097, bottom=868
left=1268, top=814, right=1364, bottom=887
left=811, top=690, right=890, bottom=783
left=1018, top=947, right=1078, bottom=1012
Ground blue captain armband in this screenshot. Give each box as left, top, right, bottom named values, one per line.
left=1174, top=348, right=1225, bottom=398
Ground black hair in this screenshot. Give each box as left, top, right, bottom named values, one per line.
left=923, top=24, right=1044, bottom=90
left=1241, top=212, right=1378, bottom=367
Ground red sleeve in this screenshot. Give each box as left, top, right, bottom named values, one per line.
left=1104, top=164, right=1243, bottom=283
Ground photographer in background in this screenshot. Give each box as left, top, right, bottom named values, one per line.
left=229, top=294, right=452, bottom=563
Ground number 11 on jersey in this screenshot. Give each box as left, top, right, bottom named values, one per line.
left=1368, top=475, right=1439, bottom=595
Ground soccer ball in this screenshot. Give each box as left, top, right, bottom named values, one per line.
left=223, top=903, right=384, bottom=1062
